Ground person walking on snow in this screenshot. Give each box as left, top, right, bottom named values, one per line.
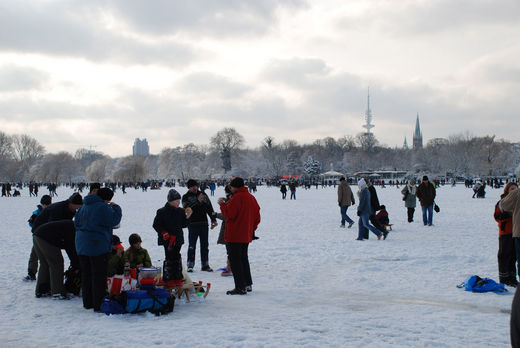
left=401, top=179, right=417, bottom=223
left=356, top=178, right=383, bottom=240
left=337, top=177, right=355, bottom=228
left=416, top=175, right=436, bottom=226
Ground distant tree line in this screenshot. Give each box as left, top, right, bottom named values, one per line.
left=0, top=128, right=518, bottom=183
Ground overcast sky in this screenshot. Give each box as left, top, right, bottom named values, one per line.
left=0, top=0, right=518, bottom=157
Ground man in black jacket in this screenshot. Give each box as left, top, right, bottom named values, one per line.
left=182, top=180, right=218, bottom=272
left=32, top=193, right=83, bottom=232
left=33, top=220, right=79, bottom=299
left=153, top=189, right=192, bottom=285
left=416, top=175, right=436, bottom=226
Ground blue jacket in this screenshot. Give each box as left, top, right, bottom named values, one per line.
left=74, top=194, right=122, bottom=256
left=357, top=187, right=373, bottom=216
left=28, top=205, right=43, bottom=228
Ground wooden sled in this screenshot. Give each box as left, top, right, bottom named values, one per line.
left=382, top=224, right=393, bottom=231
left=159, top=269, right=211, bottom=302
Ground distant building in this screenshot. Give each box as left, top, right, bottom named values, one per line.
left=413, top=113, right=423, bottom=149
left=403, top=136, right=409, bottom=150
left=133, top=138, right=149, bottom=157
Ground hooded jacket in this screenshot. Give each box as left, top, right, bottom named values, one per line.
left=32, top=200, right=76, bottom=232
left=74, top=194, right=122, bottom=256
left=357, top=187, right=373, bottom=216
left=220, top=187, right=261, bottom=243
left=338, top=181, right=355, bottom=206
left=401, top=184, right=417, bottom=208
left=500, top=189, right=520, bottom=238
left=153, top=203, right=189, bottom=246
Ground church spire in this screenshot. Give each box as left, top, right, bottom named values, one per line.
left=413, top=113, right=423, bottom=149
left=403, top=136, right=409, bottom=150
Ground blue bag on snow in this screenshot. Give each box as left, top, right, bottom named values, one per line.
left=459, top=275, right=507, bottom=293
left=101, top=286, right=174, bottom=315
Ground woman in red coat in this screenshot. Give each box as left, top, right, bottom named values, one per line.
left=495, top=182, right=518, bottom=287
left=218, top=177, right=260, bottom=295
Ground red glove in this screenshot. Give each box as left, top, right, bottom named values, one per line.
left=168, top=235, right=176, bottom=248
left=162, top=231, right=169, bottom=241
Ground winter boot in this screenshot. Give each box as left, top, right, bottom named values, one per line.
left=221, top=259, right=233, bottom=277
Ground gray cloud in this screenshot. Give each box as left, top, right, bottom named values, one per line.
left=336, top=0, right=520, bottom=36
left=101, top=0, right=308, bottom=37
left=0, top=65, right=50, bottom=91
left=177, top=72, right=252, bottom=99
left=0, top=1, right=196, bottom=65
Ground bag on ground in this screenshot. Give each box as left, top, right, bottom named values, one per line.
left=458, top=275, right=506, bottom=293
left=101, top=286, right=174, bottom=315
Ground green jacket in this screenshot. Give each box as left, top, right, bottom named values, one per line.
left=401, top=184, right=417, bottom=208
left=123, top=247, right=152, bottom=269
left=107, top=249, right=125, bottom=276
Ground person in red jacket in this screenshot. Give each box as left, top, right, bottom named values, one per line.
left=495, top=182, right=518, bottom=287
left=218, top=177, right=261, bottom=295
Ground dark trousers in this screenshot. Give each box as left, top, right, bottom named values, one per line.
left=187, top=224, right=209, bottom=268
left=28, top=245, right=39, bottom=276
left=226, top=243, right=252, bottom=291
left=79, top=254, right=108, bottom=311
left=498, top=234, right=517, bottom=283
left=33, top=236, right=64, bottom=296
left=512, top=286, right=520, bottom=347
left=360, top=215, right=385, bottom=239
left=407, top=208, right=415, bottom=222
left=163, top=244, right=183, bottom=281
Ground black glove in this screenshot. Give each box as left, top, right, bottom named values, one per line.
left=357, top=211, right=361, bottom=216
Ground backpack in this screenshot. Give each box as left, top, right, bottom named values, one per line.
left=101, top=286, right=174, bottom=316
left=64, top=266, right=81, bottom=296
left=457, top=275, right=507, bottom=293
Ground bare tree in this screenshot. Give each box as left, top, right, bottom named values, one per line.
left=112, top=156, right=145, bottom=182
left=11, top=134, right=45, bottom=169
left=210, top=128, right=244, bottom=173
left=37, top=152, right=80, bottom=183
left=0, top=131, right=13, bottom=159
left=86, top=158, right=111, bottom=182
left=261, top=136, right=285, bottom=177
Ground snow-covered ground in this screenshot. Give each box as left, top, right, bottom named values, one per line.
left=0, top=183, right=514, bottom=347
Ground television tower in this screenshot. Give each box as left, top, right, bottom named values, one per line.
left=363, top=88, right=374, bottom=134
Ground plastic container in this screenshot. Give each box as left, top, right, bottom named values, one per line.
left=138, top=267, right=159, bottom=284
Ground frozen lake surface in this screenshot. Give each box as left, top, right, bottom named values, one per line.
left=0, top=183, right=513, bottom=347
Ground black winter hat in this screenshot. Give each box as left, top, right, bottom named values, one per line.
left=68, top=193, right=83, bottom=205
left=230, top=177, right=244, bottom=188
left=89, top=182, right=101, bottom=193
left=167, top=189, right=181, bottom=202
left=422, top=175, right=429, bottom=182
left=111, top=234, right=121, bottom=246
left=129, top=233, right=142, bottom=245
left=40, top=195, right=52, bottom=206
left=186, top=179, right=198, bottom=188
left=97, top=187, right=114, bottom=201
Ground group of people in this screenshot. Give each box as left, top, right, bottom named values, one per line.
left=25, top=177, right=261, bottom=312
left=337, top=175, right=438, bottom=241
